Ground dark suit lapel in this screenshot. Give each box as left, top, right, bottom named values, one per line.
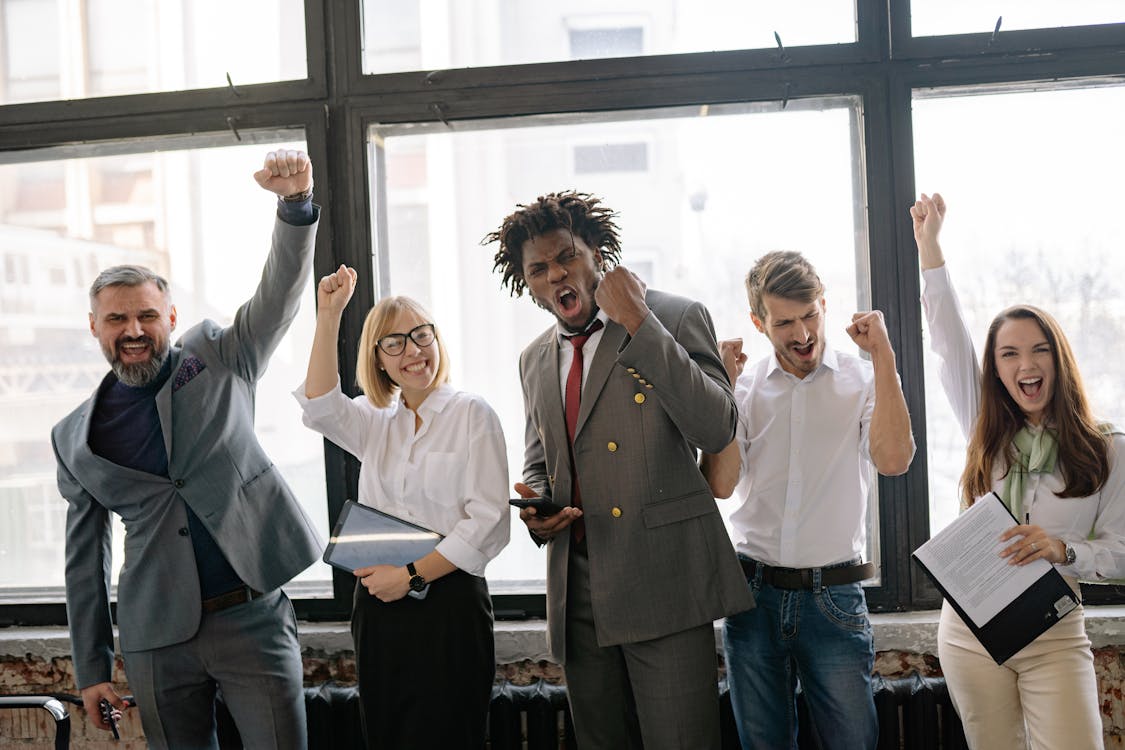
left=155, top=347, right=183, bottom=460
left=575, top=320, right=627, bottom=438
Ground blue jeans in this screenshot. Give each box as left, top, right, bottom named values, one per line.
left=723, top=559, right=877, bottom=750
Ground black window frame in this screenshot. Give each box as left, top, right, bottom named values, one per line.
left=1, top=0, right=1123, bottom=627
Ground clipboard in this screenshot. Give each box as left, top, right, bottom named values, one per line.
left=322, top=500, right=442, bottom=573
left=912, top=492, right=1079, bottom=665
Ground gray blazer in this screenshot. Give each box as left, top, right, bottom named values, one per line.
left=520, top=288, right=754, bottom=662
left=52, top=214, right=324, bottom=690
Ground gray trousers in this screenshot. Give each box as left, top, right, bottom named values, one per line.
left=123, top=589, right=306, bottom=750
left=564, top=541, right=722, bottom=750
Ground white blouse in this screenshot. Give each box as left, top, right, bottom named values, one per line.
left=293, top=380, right=510, bottom=577
left=922, top=265, right=1125, bottom=581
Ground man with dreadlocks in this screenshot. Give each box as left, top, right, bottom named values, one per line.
left=484, top=192, right=752, bottom=749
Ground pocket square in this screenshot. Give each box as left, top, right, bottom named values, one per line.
left=173, top=357, right=207, bottom=392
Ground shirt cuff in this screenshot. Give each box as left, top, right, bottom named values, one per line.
left=292, top=377, right=343, bottom=417
left=277, top=197, right=316, bottom=226
left=435, top=534, right=488, bottom=578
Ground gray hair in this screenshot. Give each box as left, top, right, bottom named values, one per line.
left=89, top=265, right=170, bottom=307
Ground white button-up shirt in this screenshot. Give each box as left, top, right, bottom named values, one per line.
left=293, top=381, right=510, bottom=576
left=923, top=264, right=1125, bottom=580
left=731, top=346, right=876, bottom=568
left=555, top=310, right=610, bottom=406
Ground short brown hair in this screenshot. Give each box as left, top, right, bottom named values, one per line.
left=745, top=251, right=824, bottom=322
left=482, top=190, right=621, bottom=297
left=355, top=296, right=450, bottom=409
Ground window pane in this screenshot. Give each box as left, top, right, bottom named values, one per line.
left=0, top=133, right=332, bottom=601
left=361, top=0, right=855, bottom=75
left=369, top=99, right=873, bottom=590
left=0, top=0, right=307, bottom=106
left=913, top=85, right=1125, bottom=535
left=911, top=0, right=1124, bottom=37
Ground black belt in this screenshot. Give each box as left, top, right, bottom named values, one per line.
left=202, top=586, right=264, bottom=613
left=740, top=559, right=875, bottom=590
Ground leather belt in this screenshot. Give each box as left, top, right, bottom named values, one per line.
left=201, top=586, right=264, bottom=614
left=740, top=559, right=875, bottom=590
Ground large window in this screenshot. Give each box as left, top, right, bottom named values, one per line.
left=371, top=100, right=868, bottom=588
left=913, top=84, right=1125, bottom=536
left=0, top=134, right=333, bottom=602
left=0, top=0, right=307, bottom=105
left=1, top=1, right=1123, bottom=623
left=360, top=0, right=857, bottom=75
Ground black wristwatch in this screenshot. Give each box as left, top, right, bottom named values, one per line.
left=406, top=562, right=427, bottom=592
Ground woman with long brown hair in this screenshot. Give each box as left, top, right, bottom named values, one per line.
left=914, top=192, right=1125, bottom=749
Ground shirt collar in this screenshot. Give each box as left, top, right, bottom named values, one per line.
left=554, top=308, right=609, bottom=345
left=766, top=343, right=840, bottom=380
left=391, top=382, right=455, bottom=417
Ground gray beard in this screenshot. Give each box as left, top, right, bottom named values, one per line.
left=111, top=346, right=169, bottom=387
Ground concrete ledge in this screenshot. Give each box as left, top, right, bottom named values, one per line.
left=2, top=607, right=1124, bottom=664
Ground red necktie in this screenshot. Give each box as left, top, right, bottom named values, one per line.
left=564, top=319, right=603, bottom=543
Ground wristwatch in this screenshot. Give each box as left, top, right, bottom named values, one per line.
left=1063, top=542, right=1077, bottom=566
left=406, top=562, right=427, bottom=592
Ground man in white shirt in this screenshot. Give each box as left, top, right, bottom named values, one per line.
left=703, top=250, right=914, bottom=750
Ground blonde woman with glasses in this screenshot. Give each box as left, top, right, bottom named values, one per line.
left=294, top=265, right=510, bottom=749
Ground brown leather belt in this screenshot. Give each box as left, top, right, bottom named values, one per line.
left=740, top=558, right=875, bottom=590
left=201, top=586, right=264, bottom=614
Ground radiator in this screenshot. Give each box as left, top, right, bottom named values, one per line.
left=0, top=673, right=966, bottom=748
left=215, top=673, right=966, bottom=749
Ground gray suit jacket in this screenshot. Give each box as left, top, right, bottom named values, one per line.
left=520, top=289, right=754, bottom=663
left=52, top=214, right=324, bottom=690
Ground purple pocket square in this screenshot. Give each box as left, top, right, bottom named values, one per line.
left=173, top=357, right=207, bottom=392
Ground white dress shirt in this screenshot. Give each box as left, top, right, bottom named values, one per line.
left=731, top=346, right=876, bottom=568
left=923, top=264, right=1125, bottom=580
left=556, top=309, right=610, bottom=407
left=293, top=380, right=510, bottom=577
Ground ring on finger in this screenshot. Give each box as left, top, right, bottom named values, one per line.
left=1031, top=542, right=1038, bottom=551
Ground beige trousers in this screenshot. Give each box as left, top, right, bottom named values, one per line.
left=937, top=597, right=1103, bottom=750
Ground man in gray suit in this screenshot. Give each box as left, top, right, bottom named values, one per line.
left=485, top=192, right=753, bottom=749
left=51, top=150, right=322, bottom=749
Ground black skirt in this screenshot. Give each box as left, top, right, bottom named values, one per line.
left=351, top=570, right=495, bottom=750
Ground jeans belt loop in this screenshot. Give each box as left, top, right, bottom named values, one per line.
left=810, top=567, right=822, bottom=590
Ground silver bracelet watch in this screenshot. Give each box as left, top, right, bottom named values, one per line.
left=1062, top=541, right=1077, bottom=565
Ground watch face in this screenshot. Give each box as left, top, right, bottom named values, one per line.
left=409, top=575, right=426, bottom=592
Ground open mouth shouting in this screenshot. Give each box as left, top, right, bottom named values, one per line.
left=1018, top=376, right=1044, bottom=400
left=791, top=339, right=817, bottom=361
left=116, top=336, right=155, bottom=363
left=555, top=285, right=582, bottom=319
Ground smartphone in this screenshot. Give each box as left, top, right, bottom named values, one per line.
left=509, top=498, right=565, bottom=517
left=99, top=698, right=121, bottom=740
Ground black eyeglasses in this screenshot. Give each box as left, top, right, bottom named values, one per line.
left=377, top=323, right=436, bottom=356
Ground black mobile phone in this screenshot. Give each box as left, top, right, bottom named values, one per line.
left=509, top=498, right=565, bottom=517
left=99, top=698, right=121, bottom=740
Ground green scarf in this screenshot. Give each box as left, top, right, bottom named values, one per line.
left=999, top=425, right=1058, bottom=521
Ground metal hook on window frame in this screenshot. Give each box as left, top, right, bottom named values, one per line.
left=773, top=31, right=791, bottom=64
left=429, top=102, right=452, bottom=129
left=226, top=116, right=242, bottom=142
left=225, top=72, right=242, bottom=97
left=988, top=16, right=1003, bottom=47
left=781, top=82, right=791, bottom=110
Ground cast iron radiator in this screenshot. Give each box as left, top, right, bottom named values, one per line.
left=210, top=672, right=968, bottom=749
